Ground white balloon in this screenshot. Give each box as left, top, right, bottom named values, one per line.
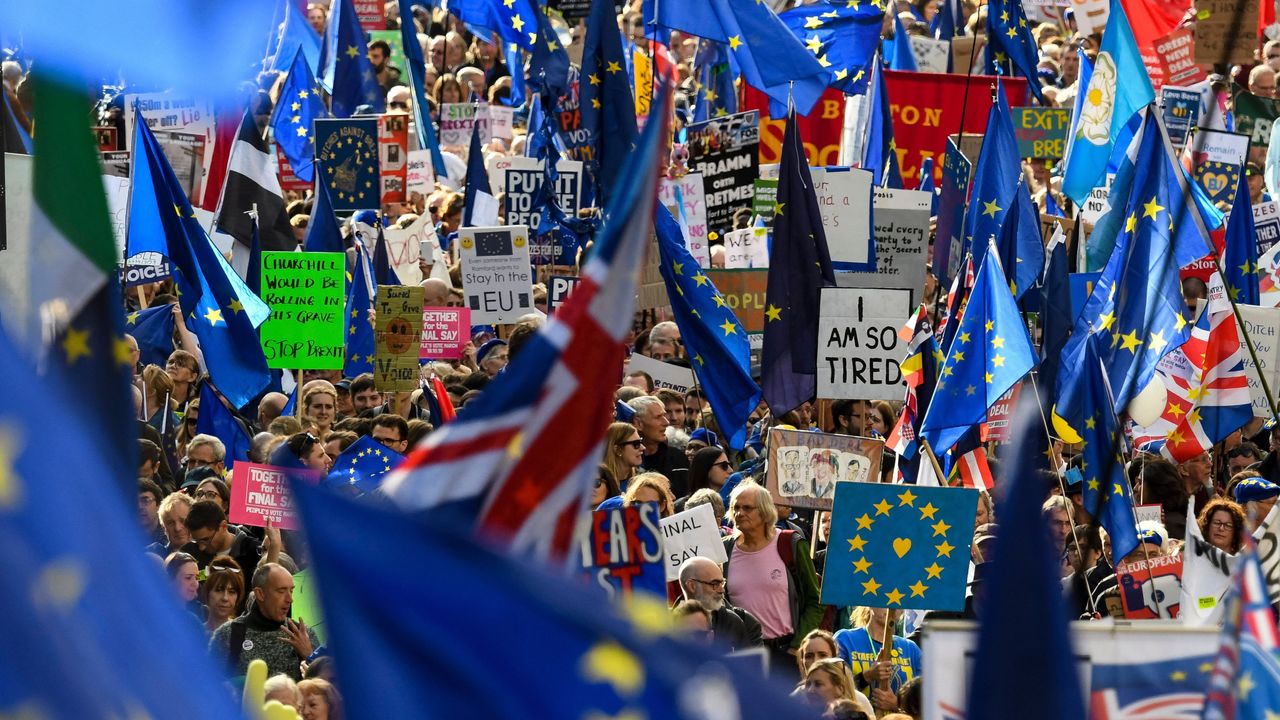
left=1127, top=377, right=1168, bottom=427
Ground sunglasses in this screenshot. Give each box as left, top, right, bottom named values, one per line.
left=713, top=461, right=732, bottom=471
left=617, top=439, right=644, bottom=449
left=390, top=101, right=409, bottom=109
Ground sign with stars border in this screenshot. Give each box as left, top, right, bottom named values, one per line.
left=822, top=482, right=977, bottom=611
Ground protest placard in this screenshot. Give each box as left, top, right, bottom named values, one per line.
left=155, top=132, right=207, bottom=201
left=813, top=167, right=875, bottom=272
left=580, top=503, right=666, bottom=598
left=1236, top=304, right=1280, bottom=417
left=353, top=0, right=384, bottom=32
left=1189, top=128, right=1249, bottom=205
left=706, top=269, right=768, bottom=334
left=367, top=30, right=405, bottom=67
left=439, top=102, right=489, bottom=147
left=405, top=149, right=436, bottom=199
left=103, top=175, right=130, bottom=262
left=290, top=570, right=327, bottom=643
left=723, top=227, right=769, bottom=269
left=458, top=226, right=534, bottom=324
left=821, top=481, right=976, bottom=609
left=837, top=187, right=931, bottom=303
left=1115, top=554, right=1184, bottom=619
left=658, top=174, right=710, bottom=267
left=549, top=0, right=592, bottom=22
left=934, top=137, right=974, bottom=284
left=1080, top=173, right=1116, bottom=229
left=229, top=463, right=320, bottom=531
left=1154, top=29, right=1206, bottom=87
left=1012, top=107, right=1070, bottom=160
left=1256, top=201, right=1280, bottom=255
left=1070, top=0, right=1109, bottom=34
left=101, top=150, right=130, bottom=178
left=910, top=36, right=950, bottom=73
left=276, top=145, right=311, bottom=193
left=123, top=91, right=216, bottom=194
left=1195, top=0, right=1257, bottom=65
left=765, top=428, right=885, bottom=511
left=686, top=110, right=759, bottom=239
left=752, top=179, right=778, bottom=226
left=374, top=285, right=425, bottom=391
left=548, top=275, right=580, bottom=314
left=420, top=307, right=470, bottom=359
left=502, top=157, right=584, bottom=264
left=488, top=105, right=513, bottom=140
left=1161, top=86, right=1202, bottom=150
left=1182, top=504, right=1238, bottom=626
left=1134, top=504, right=1163, bottom=526
left=659, top=504, right=728, bottom=581
left=259, top=252, right=346, bottom=369
left=634, top=50, right=653, bottom=120
left=314, top=118, right=381, bottom=212
left=817, top=287, right=913, bottom=401
left=379, top=113, right=409, bottom=204
left=1233, top=90, right=1279, bottom=161
left=625, top=353, right=697, bottom=394
left=983, top=383, right=1021, bottom=442
left=382, top=213, right=441, bottom=286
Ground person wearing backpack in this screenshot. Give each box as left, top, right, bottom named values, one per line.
left=721, top=480, right=823, bottom=683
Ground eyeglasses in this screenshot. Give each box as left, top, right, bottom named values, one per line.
left=184, top=416, right=199, bottom=425
left=194, top=489, right=221, bottom=501
left=184, top=457, right=217, bottom=468
left=617, top=439, right=644, bottom=449
left=691, top=578, right=726, bottom=590
left=1209, top=520, right=1235, bottom=530
left=713, top=461, right=732, bottom=471
left=208, top=564, right=241, bottom=574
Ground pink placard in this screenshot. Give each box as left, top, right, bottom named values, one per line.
left=229, top=463, right=320, bottom=531
left=420, top=307, right=471, bottom=359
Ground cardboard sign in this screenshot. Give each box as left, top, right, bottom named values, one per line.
left=910, top=36, right=950, bottom=73
left=724, top=227, right=769, bottom=269
left=154, top=132, right=207, bottom=201
left=458, top=226, right=535, bottom=324
left=1154, top=29, right=1206, bottom=87
left=1236, top=304, right=1280, bottom=417
left=502, top=157, right=584, bottom=264
left=580, top=503, right=666, bottom=598
left=548, top=275, right=580, bottom=314
left=314, top=118, right=381, bottom=212
left=1194, top=0, right=1258, bottom=65
left=229, top=463, right=320, bottom=531
left=686, top=110, right=760, bottom=239
left=658, top=174, right=711, bottom=267
left=1134, top=504, right=1163, bottom=526
left=1069, top=0, right=1109, bottom=34
left=420, top=307, right=471, bottom=359
left=764, top=428, right=884, bottom=511
left=1115, top=554, right=1184, bottom=620
left=1161, top=86, right=1202, bottom=150
left=705, top=269, right=769, bottom=333
left=379, top=113, right=410, bottom=204
left=626, top=353, right=697, bottom=394
left=438, top=102, right=490, bottom=148
left=659, top=504, right=728, bottom=581
left=817, top=287, right=913, bottom=401
left=1012, top=107, right=1070, bottom=160
left=405, top=149, right=436, bottom=198
left=838, top=187, right=931, bottom=302
left=1080, top=173, right=1116, bottom=231
left=103, top=175, right=130, bottom=262
left=374, top=285, right=425, bottom=391
left=259, top=252, right=346, bottom=369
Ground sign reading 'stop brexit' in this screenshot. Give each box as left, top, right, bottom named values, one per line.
left=686, top=110, right=759, bottom=240
left=314, top=118, right=381, bottom=212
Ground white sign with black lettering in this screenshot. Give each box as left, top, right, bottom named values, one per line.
left=626, top=353, right=697, bottom=394
left=1237, top=304, right=1280, bottom=417
left=458, top=226, right=535, bottom=324
left=548, top=275, right=580, bottom=314
left=659, top=504, right=728, bottom=581
left=835, top=186, right=931, bottom=304
left=818, top=287, right=913, bottom=400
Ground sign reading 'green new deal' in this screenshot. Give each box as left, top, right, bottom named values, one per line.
left=260, top=251, right=346, bottom=369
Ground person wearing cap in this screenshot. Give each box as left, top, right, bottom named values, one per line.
left=1233, top=477, right=1280, bottom=532
left=1245, top=161, right=1270, bottom=204
left=476, top=339, right=508, bottom=378
left=333, top=378, right=353, bottom=417
left=685, top=427, right=721, bottom=463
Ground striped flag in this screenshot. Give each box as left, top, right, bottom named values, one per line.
left=1202, top=535, right=1280, bottom=719
left=215, top=108, right=295, bottom=253
left=956, top=448, right=994, bottom=492
left=887, top=305, right=940, bottom=485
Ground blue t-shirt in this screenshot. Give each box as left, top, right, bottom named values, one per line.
left=833, top=626, right=922, bottom=694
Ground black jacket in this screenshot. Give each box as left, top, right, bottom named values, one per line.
left=641, top=442, right=691, bottom=498
left=712, top=604, right=764, bottom=652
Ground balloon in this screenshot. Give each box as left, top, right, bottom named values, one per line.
left=242, top=658, right=268, bottom=720
left=1052, top=408, right=1083, bottom=444
left=1127, top=376, right=1168, bottom=427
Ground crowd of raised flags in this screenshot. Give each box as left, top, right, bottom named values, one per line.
left=9, top=0, right=1280, bottom=716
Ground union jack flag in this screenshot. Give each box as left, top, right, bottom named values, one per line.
left=1202, top=533, right=1280, bottom=720
left=380, top=97, right=670, bottom=560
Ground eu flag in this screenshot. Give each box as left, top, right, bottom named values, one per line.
left=762, top=111, right=836, bottom=416
left=779, top=0, right=883, bottom=96
left=963, top=80, right=1020, bottom=268
left=822, top=482, right=977, bottom=610
left=863, top=60, right=903, bottom=189
left=1076, top=334, right=1140, bottom=565
left=289, top=479, right=809, bottom=718
left=372, top=223, right=402, bottom=286
left=0, top=328, right=238, bottom=718
left=125, top=304, right=176, bottom=368
left=884, top=10, right=918, bottom=71
left=396, top=0, right=447, bottom=176
left=344, top=245, right=376, bottom=377
left=581, top=0, right=638, bottom=207
left=1038, top=228, right=1071, bottom=404
left=325, top=434, right=404, bottom=492
left=270, top=47, right=329, bottom=183
left=919, top=239, right=1038, bottom=455
left=462, top=119, right=494, bottom=227
left=527, top=5, right=570, bottom=97
left=246, top=212, right=264, bottom=295
left=655, top=205, right=761, bottom=449
left=304, top=179, right=346, bottom=253
left=194, top=382, right=254, bottom=470
left=314, top=117, right=380, bottom=212
left=690, top=40, right=738, bottom=122
left=132, top=115, right=273, bottom=409
left=449, top=0, right=541, bottom=51
left=322, top=0, right=385, bottom=118
left=985, top=0, right=1045, bottom=103
left=997, top=179, right=1045, bottom=300
left=1223, top=173, right=1260, bottom=305
left=265, top=0, right=321, bottom=74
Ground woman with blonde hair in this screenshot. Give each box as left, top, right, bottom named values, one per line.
left=795, top=629, right=840, bottom=675
left=297, top=677, right=343, bottom=720
left=603, top=421, right=645, bottom=492
left=834, top=607, right=922, bottom=714
left=622, top=472, right=676, bottom=518
left=301, top=383, right=338, bottom=438
left=801, top=658, right=875, bottom=718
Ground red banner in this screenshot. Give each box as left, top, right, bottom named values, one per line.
left=741, top=86, right=845, bottom=167
left=883, top=71, right=1026, bottom=187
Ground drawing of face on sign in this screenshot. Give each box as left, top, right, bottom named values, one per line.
left=778, top=447, right=808, bottom=497
left=840, top=452, right=872, bottom=484
left=809, top=449, right=840, bottom=499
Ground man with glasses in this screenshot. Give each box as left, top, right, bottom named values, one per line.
left=184, top=499, right=274, bottom=573
left=371, top=414, right=410, bottom=454
left=184, top=434, right=226, bottom=476
left=677, top=556, right=762, bottom=652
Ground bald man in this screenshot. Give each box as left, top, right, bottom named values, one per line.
left=677, top=556, right=762, bottom=651
left=257, top=392, right=289, bottom=430
left=421, top=277, right=451, bottom=307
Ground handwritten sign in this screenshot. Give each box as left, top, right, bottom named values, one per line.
left=420, top=307, right=471, bottom=359
left=229, top=463, right=320, bottom=531
left=658, top=174, right=711, bottom=267
left=439, top=103, right=490, bottom=148
left=1237, top=304, right=1280, bottom=417
left=259, top=252, right=346, bottom=369
left=659, top=504, right=727, bottom=581
left=405, top=149, right=436, bottom=198
left=817, top=287, right=913, bottom=401
left=374, top=285, right=425, bottom=391
left=1012, top=107, right=1070, bottom=160
left=837, top=187, right=930, bottom=304
left=580, top=504, right=666, bottom=598
left=459, top=226, right=535, bottom=324
left=724, top=226, right=769, bottom=268
left=1194, top=0, right=1257, bottom=65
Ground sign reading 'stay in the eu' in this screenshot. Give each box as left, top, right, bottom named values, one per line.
left=314, top=117, right=381, bottom=212
left=822, top=482, right=977, bottom=610
left=580, top=503, right=666, bottom=599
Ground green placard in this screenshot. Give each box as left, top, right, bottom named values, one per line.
left=753, top=179, right=778, bottom=225
left=1012, top=107, right=1070, bottom=160
left=368, top=30, right=406, bottom=71
left=260, top=251, right=346, bottom=369
left=290, top=570, right=326, bottom=644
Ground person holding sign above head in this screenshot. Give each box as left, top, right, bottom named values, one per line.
left=603, top=422, right=644, bottom=493
left=833, top=607, right=921, bottom=714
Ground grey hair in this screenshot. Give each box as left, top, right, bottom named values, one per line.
left=187, top=433, right=226, bottom=462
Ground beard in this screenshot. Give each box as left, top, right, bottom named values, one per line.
left=696, top=592, right=725, bottom=612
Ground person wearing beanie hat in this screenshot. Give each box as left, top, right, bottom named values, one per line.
left=685, top=427, right=722, bottom=463
left=476, top=338, right=508, bottom=378
left=1233, top=477, right=1280, bottom=531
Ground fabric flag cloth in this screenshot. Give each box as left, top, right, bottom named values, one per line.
left=885, top=10, right=918, bottom=72
left=462, top=118, right=495, bottom=227
left=380, top=92, right=671, bottom=560
left=289, top=479, right=808, bottom=718
left=1223, top=173, right=1261, bottom=305
left=1201, top=535, right=1280, bottom=719
left=325, top=435, right=404, bottom=492
left=580, top=0, right=639, bottom=207
left=1160, top=273, right=1253, bottom=463
left=1054, top=110, right=1210, bottom=433
left=344, top=245, right=376, bottom=378
left=886, top=305, right=940, bottom=485
left=644, top=0, right=829, bottom=117
left=997, top=179, right=1045, bottom=300
left=0, top=325, right=239, bottom=718
left=421, top=374, right=457, bottom=427
left=761, top=111, right=837, bottom=417
left=132, top=114, right=273, bottom=409
left=777, top=0, right=882, bottom=95
left=862, top=59, right=903, bottom=189
left=984, top=0, right=1045, bottom=103
left=194, top=382, right=253, bottom=469
left=246, top=213, right=263, bottom=295
left=264, top=0, right=321, bottom=74
left=321, top=0, right=385, bottom=117
left=216, top=107, right=296, bottom=253
left=955, top=447, right=995, bottom=491
left=654, top=204, right=761, bottom=450
left=269, top=48, right=329, bottom=183
left=931, top=0, right=959, bottom=41
left=690, top=40, right=739, bottom=122
left=396, top=0, right=447, bottom=176
left=526, top=5, right=571, bottom=97
left=1, top=88, right=32, bottom=154
left=371, top=224, right=402, bottom=287
left=1181, top=498, right=1239, bottom=628
left=303, top=180, right=345, bottom=254
left=1038, top=226, right=1071, bottom=404
left=125, top=305, right=177, bottom=368
left=32, top=77, right=134, bottom=490
left=919, top=240, right=1038, bottom=455
left=963, top=80, right=1020, bottom=268
left=965, top=398, right=1085, bottom=720
left=917, top=156, right=938, bottom=215
left=1061, top=0, right=1154, bottom=204
left=1060, top=48, right=1092, bottom=175
left=447, top=0, right=541, bottom=52
left=1075, top=334, right=1140, bottom=565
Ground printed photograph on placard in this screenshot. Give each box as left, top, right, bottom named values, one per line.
left=764, top=428, right=884, bottom=510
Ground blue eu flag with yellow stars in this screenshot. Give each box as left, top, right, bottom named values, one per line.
left=270, top=47, right=329, bottom=182
left=581, top=0, right=638, bottom=207
left=779, top=0, right=884, bottom=96
left=289, top=478, right=809, bottom=718
left=125, top=304, right=176, bottom=368
left=314, top=117, right=380, bottom=213
left=344, top=245, right=376, bottom=377
left=919, top=239, right=1038, bottom=455
left=1076, top=334, right=1140, bottom=565
left=691, top=40, right=738, bottom=122
left=821, top=482, right=977, bottom=610
left=984, top=0, right=1045, bottom=103
left=321, top=0, right=386, bottom=117
left=326, top=435, right=404, bottom=492
left=449, top=0, right=541, bottom=52
left=655, top=204, right=760, bottom=450
left=963, top=80, right=1020, bottom=267
left=1223, top=172, right=1260, bottom=305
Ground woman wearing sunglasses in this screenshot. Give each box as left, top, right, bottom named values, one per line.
left=679, top=447, right=734, bottom=513
left=603, top=422, right=645, bottom=493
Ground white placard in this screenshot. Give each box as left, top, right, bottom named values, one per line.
left=835, top=186, right=931, bottom=304
left=470, top=191, right=500, bottom=227
left=384, top=213, right=441, bottom=286
left=123, top=91, right=216, bottom=193
left=755, top=165, right=875, bottom=271
left=723, top=227, right=769, bottom=269
left=1081, top=173, right=1116, bottom=228
left=910, top=36, right=951, bottom=73
left=405, top=149, right=436, bottom=197
left=103, top=174, right=130, bottom=262
left=458, top=225, right=534, bottom=324
left=1237, top=303, right=1280, bottom=417
left=659, top=504, right=729, bottom=581
left=488, top=105, right=514, bottom=140
left=626, top=353, right=697, bottom=394
left=1069, top=0, right=1110, bottom=36
left=658, top=174, right=711, bottom=268
left=817, top=287, right=913, bottom=400
left=439, top=102, right=490, bottom=147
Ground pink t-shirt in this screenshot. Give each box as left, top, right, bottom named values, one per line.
left=728, top=534, right=793, bottom=640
